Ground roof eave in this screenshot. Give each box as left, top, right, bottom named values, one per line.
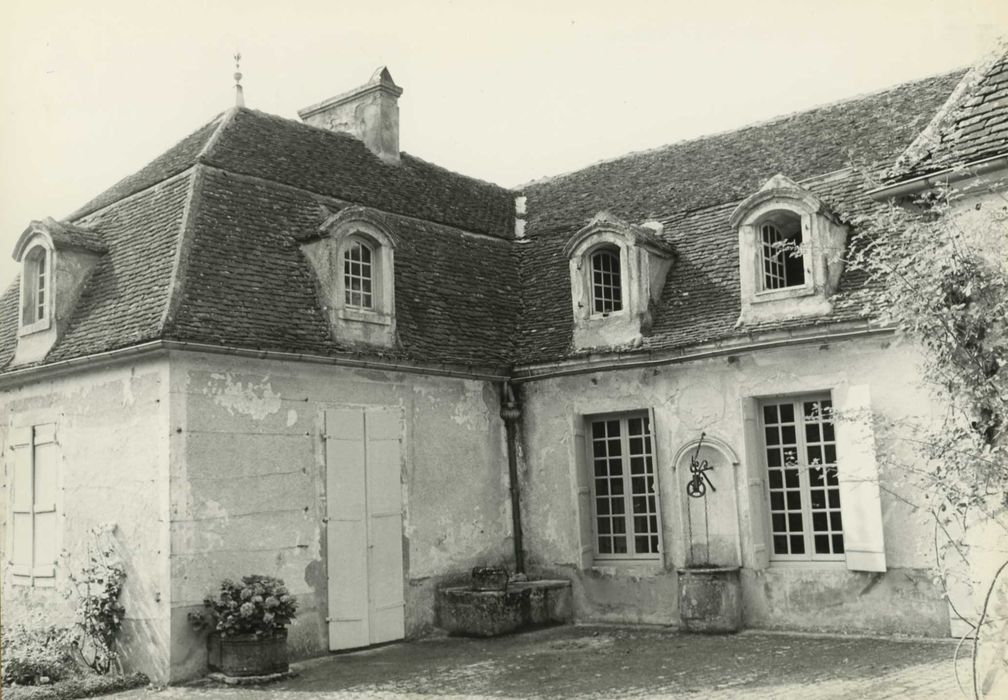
left=869, top=153, right=1008, bottom=200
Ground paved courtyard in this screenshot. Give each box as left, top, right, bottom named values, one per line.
left=112, top=625, right=971, bottom=699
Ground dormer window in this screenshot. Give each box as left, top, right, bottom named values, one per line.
left=10, top=217, right=106, bottom=367
left=563, top=212, right=675, bottom=350
left=590, top=247, right=623, bottom=314
left=343, top=238, right=375, bottom=309
left=730, top=174, right=848, bottom=326
left=758, top=213, right=805, bottom=291
left=301, top=206, right=397, bottom=348
left=22, top=245, right=49, bottom=329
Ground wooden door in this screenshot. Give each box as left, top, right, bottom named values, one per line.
left=324, top=407, right=405, bottom=651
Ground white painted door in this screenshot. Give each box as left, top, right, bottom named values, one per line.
left=325, top=407, right=405, bottom=651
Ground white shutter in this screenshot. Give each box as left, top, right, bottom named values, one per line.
left=835, top=385, right=887, bottom=572
left=363, top=408, right=405, bottom=645
left=741, top=399, right=770, bottom=569
left=573, top=418, right=594, bottom=569
left=324, top=408, right=370, bottom=649
left=32, top=425, right=58, bottom=580
left=8, top=427, right=33, bottom=583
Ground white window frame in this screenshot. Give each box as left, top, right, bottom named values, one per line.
left=6, top=423, right=60, bottom=587
left=341, top=235, right=378, bottom=312
left=758, top=393, right=845, bottom=565
left=757, top=214, right=808, bottom=293
left=19, top=243, right=53, bottom=335
left=333, top=227, right=395, bottom=328
left=585, top=411, right=663, bottom=562
left=588, top=246, right=624, bottom=317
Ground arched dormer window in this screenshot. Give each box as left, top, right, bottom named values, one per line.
left=590, top=246, right=623, bottom=314
left=22, top=245, right=50, bottom=329
left=729, top=174, right=848, bottom=325
left=758, top=212, right=805, bottom=291
left=301, top=206, right=398, bottom=347
left=563, top=212, right=675, bottom=350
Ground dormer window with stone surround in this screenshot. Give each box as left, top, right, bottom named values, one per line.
left=730, top=174, right=848, bottom=326
left=10, top=218, right=107, bottom=367
left=564, top=212, right=674, bottom=350
left=301, top=206, right=397, bottom=348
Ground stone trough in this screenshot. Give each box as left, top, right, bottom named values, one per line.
left=436, top=579, right=573, bottom=637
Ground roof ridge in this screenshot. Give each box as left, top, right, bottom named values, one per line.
left=158, top=166, right=204, bottom=337
left=197, top=107, right=240, bottom=162
left=518, top=69, right=967, bottom=191
left=223, top=107, right=515, bottom=194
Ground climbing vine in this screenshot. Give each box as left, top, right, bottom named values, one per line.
left=846, top=179, right=1007, bottom=698
left=66, top=527, right=127, bottom=675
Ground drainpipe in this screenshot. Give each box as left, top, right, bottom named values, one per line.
left=501, top=381, right=525, bottom=574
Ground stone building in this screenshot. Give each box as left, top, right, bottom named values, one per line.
left=1, top=51, right=1005, bottom=683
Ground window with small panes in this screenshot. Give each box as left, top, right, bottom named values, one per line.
left=588, top=413, right=661, bottom=559
left=760, top=396, right=844, bottom=562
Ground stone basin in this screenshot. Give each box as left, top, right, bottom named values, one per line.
left=436, top=579, right=573, bottom=637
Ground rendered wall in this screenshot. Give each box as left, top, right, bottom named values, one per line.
left=167, top=351, right=512, bottom=681
left=518, top=335, right=952, bottom=636
left=0, top=358, right=172, bottom=681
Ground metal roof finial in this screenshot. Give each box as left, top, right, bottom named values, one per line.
left=233, top=51, right=245, bottom=107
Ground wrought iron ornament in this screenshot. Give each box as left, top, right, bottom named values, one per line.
left=686, top=431, right=716, bottom=498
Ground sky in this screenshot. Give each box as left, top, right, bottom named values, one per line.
left=0, top=0, right=1005, bottom=286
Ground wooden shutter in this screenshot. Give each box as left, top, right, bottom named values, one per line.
left=573, top=418, right=595, bottom=569
left=32, top=424, right=58, bottom=582
left=8, top=427, right=33, bottom=584
left=835, top=385, right=887, bottom=572
left=740, top=398, right=770, bottom=569
left=363, top=408, right=405, bottom=645
left=324, top=408, right=370, bottom=649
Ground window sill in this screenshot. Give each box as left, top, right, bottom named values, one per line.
left=18, top=317, right=51, bottom=337
left=752, top=283, right=815, bottom=303
left=336, top=307, right=393, bottom=326
left=767, top=558, right=846, bottom=569
left=588, top=559, right=666, bottom=577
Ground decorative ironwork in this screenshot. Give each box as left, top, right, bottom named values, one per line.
left=686, top=431, right=716, bottom=498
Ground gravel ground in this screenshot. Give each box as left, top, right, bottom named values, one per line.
left=103, top=624, right=971, bottom=699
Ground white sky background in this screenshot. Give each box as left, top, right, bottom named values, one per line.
left=0, top=0, right=1005, bottom=287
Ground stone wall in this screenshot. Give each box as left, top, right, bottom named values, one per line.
left=166, top=351, right=513, bottom=681
left=0, top=358, right=172, bottom=681
left=517, top=335, right=952, bottom=636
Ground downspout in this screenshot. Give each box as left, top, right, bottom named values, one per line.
left=501, top=381, right=525, bottom=573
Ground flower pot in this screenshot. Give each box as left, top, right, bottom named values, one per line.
left=207, top=630, right=289, bottom=677
left=676, top=566, right=742, bottom=633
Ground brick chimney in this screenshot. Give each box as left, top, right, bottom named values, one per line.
left=298, top=67, right=403, bottom=164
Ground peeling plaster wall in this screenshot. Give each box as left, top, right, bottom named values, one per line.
left=167, top=352, right=511, bottom=682
left=519, top=336, right=951, bottom=636
left=0, top=359, right=172, bottom=681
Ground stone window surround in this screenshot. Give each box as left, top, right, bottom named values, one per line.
left=302, top=205, right=398, bottom=348
left=730, top=175, right=848, bottom=325
left=564, top=212, right=674, bottom=350
left=323, top=208, right=397, bottom=327
left=18, top=241, right=53, bottom=337
left=746, top=202, right=816, bottom=304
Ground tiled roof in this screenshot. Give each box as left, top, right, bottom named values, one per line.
left=515, top=72, right=964, bottom=361
left=203, top=109, right=514, bottom=239
left=33, top=218, right=108, bottom=254
left=521, top=71, right=964, bottom=236
left=893, top=47, right=1008, bottom=178
left=163, top=167, right=520, bottom=366
left=0, top=66, right=979, bottom=376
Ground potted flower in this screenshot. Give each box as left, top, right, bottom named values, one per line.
left=189, top=575, right=298, bottom=678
